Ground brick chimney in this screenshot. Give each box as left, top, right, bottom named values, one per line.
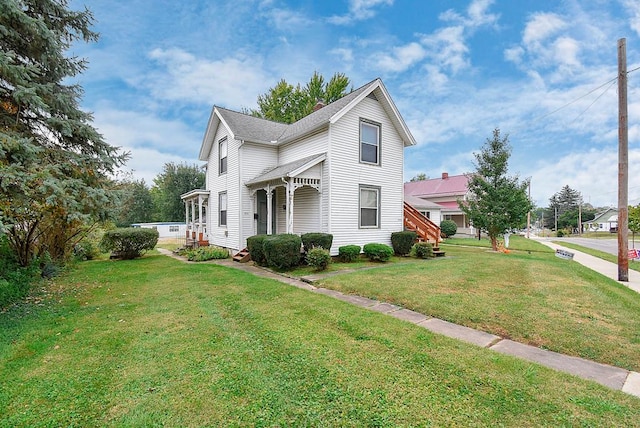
left=313, top=100, right=325, bottom=111
left=442, top=172, right=449, bottom=179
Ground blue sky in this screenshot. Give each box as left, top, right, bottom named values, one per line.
left=69, top=0, right=640, bottom=208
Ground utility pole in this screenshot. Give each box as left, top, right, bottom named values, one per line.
left=526, top=180, right=531, bottom=238
left=618, top=38, right=629, bottom=282
left=578, top=203, right=582, bottom=235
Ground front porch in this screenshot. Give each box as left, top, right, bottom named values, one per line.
left=180, top=189, right=210, bottom=247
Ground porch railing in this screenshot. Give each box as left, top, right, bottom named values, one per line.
left=403, top=202, right=442, bottom=244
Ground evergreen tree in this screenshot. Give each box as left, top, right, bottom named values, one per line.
left=459, top=128, right=532, bottom=251
left=545, top=185, right=583, bottom=229
left=0, top=0, right=127, bottom=266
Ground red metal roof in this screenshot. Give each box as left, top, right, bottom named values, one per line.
left=404, top=174, right=469, bottom=197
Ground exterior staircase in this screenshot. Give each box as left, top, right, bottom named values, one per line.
left=403, top=202, right=446, bottom=257
left=232, top=248, right=251, bottom=263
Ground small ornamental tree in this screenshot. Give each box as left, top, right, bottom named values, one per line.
left=629, top=204, right=640, bottom=246
left=440, top=220, right=457, bottom=238
left=459, top=129, right=532, bottom=251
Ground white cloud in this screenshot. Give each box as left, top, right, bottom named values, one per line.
left=522, top=12, right=566, bottom=46
left=376, top=42, right=426, bottom=73
left=266, top=8, right=314, bottom=31
left=328, top=0, right=393, bottom=25
left=146, top=48, right=270, bottom=109
left=622, top=0, right=640, bottom=36
left=553, top=36, right=581, bottom=67
left=441, top=0, right=499, bottom=29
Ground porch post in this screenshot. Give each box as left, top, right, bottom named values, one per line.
left=266, top=185, right=273, bottom=235
left=184, top=200, right=189, bottom=238
left=198, top=195, right=204, bottom=238
left=191, top=199, right=196, bottom=238
left=288, top=181, right=294, bottom=234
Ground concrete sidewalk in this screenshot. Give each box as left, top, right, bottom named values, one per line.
left=532, top=238, right=640, bottom=294
left=156, top=248, right=640, bottom=399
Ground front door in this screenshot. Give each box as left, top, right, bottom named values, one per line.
left=256, top=189, right=276, bottom=235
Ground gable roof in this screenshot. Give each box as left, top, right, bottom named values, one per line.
left=404, top=194, right=443, bottom=210
left=404, top=174, right=470, bottom=198
left=199, top=78, right=416, bottom=160
left=584, top=208, right=618, bottom=224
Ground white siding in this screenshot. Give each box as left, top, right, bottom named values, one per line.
left=207, top=124, right=237, bottom=249
left=279, top=128, right=328, bottom=164
left=238, top=143, right=278, bottom=248
left=327, top=94, right=404, bottom=254
left=292, top=186, right=321, bottom=235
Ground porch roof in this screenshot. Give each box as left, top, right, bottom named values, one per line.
left=180, top=189, right=210, bottom=201
left=245, top=153, right=326, bottom=186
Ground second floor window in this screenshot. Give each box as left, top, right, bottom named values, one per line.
left=219, top=192, right=227, bottom=227
left=219, top=137, right=228, bottom=175
left=360, top=120, right=380, bottom=164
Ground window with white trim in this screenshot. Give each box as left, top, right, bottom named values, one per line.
left=360, top=120, right=380, bottom=164
left=219, top=192, right=227, bottom=227
left=359, top=186, right=380, bottom=228
left=169, top=225, right=179, bottom=232
left=219, top=137, right=227, bottom=175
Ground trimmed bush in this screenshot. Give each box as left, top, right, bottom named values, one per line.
left=0, top=235, right=40, bottom=309
left=301, top=233, right=333, bottom=253
left=440, top=220, right=457, bottom=238
left=186, top=246, right=229, bottom=262
left=247, top=235, right=269, bottom=266
left=100, top=227, right=159, bottom=260
left=338, top=245, right=361, bottom=262
left=306, top=247, right=331, bottom=271
left=391, top=231, right=417, bottom=256
left=263, top=234, right=302, bottom=270
left=556, top=230, right=565, bottom=237
left=363, top=243, right=394, bottom=262
left=412, top=242, right=433, bottom=259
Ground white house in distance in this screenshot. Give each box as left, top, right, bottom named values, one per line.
left=582, top=208, right=618, bottom=232
left=181, top=78, right=440, bottom=256
left=131, top=222, right=186, bottom=238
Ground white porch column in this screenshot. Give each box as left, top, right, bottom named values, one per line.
left=198, top=195, right=204, bottom=237
left=266, top=186, right=273, bottom=235
left=190, top=199, right=196, bottom=237
left=287, top=181, right=295, bottom=234
left=184, top=200, right=189, bottom=237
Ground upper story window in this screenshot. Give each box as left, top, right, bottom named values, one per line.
left=219, top=137, right=228, bottom=175
left=360, top=120, right=380, bottom=165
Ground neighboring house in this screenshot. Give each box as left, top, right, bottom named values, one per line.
left=181, top=78, right=417, bottom=255
left=583, top=208, right=618, bottom=232
left=131, top=222, right=186, bottom=238
left=404, top=173, right=473, bottom=235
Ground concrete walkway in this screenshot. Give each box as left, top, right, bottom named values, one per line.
left=156, top=248, right=640, bottom=399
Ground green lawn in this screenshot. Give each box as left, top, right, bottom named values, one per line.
left=318, top=238, right=640, bottom=372
left=1, top=254, right=638, bottom=426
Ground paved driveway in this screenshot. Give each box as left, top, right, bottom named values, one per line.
left=553, top=237, right=638, bottom=256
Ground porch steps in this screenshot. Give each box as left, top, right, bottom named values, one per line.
left=233, top=248, right=251, bottom=263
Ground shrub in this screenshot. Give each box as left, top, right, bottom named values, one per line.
left=263, top=234, right=303, bottom=270
left=556, top=230, right=564, bottom=237
left=363, top=243, right=394, bottom=262
left=100, top=227, right=159, bottom=260
left=306, top=247, right=331, bottom=271
left=73, top=240, right=100, bottom=261
left=412, top=242, right=433, bottom=259
left=391, top=231, right=417, bottom=256
left=0, top=235, right=40, bottom=309
left=338, top=245, right=361, bottom=262
left=247, top=234, right=269, bottom=266
left=440, top=220, right=457, bottom=238
left=301, top=233, right=333, bottom=253
left=186, top=246, right=229, bottom=262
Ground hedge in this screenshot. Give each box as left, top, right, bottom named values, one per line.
left=412, top=242, right=433, bottom=259
left=363, top=243, right=394, bottom=262
left=263, top=234, right=303, bottom=270
left=301, top=233, right=333, bottom=253
left=247, top=235, right=269, bottom=266
left=391, top=231, right=417, bottom=256
left=338, top=245, right=361, bottom=263
left=306, top=247, right=331, bottom=271
left=100, top=227, right=159, bottom=260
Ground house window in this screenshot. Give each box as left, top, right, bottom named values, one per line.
left=360, top=120, right=380, bottom=164
left=420, top=211, right=431, bottom=219
left=169, top=225, right=179, bottom=232
left=359, top=185, right=380, bottom=228
left=219, top=192, right=227, bottom=227
left=219, top=137, right=227, bottom=175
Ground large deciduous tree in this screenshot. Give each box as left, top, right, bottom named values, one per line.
left=0, top=0, right=127, bottom=266
left=251, top=72, right=350, bottom=123
left=114, top=178, right=154, bottom=227
left=151, top=163, right=204, bottom=222
left=459, top=128, right=532, bottom=251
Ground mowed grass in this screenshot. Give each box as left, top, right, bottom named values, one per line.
left=319, top=237, right=640, bottom=371
left=1, top=255, right=638, bottom=426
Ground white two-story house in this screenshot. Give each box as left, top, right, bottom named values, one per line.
left=181, top=78, right=418, bottom=255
